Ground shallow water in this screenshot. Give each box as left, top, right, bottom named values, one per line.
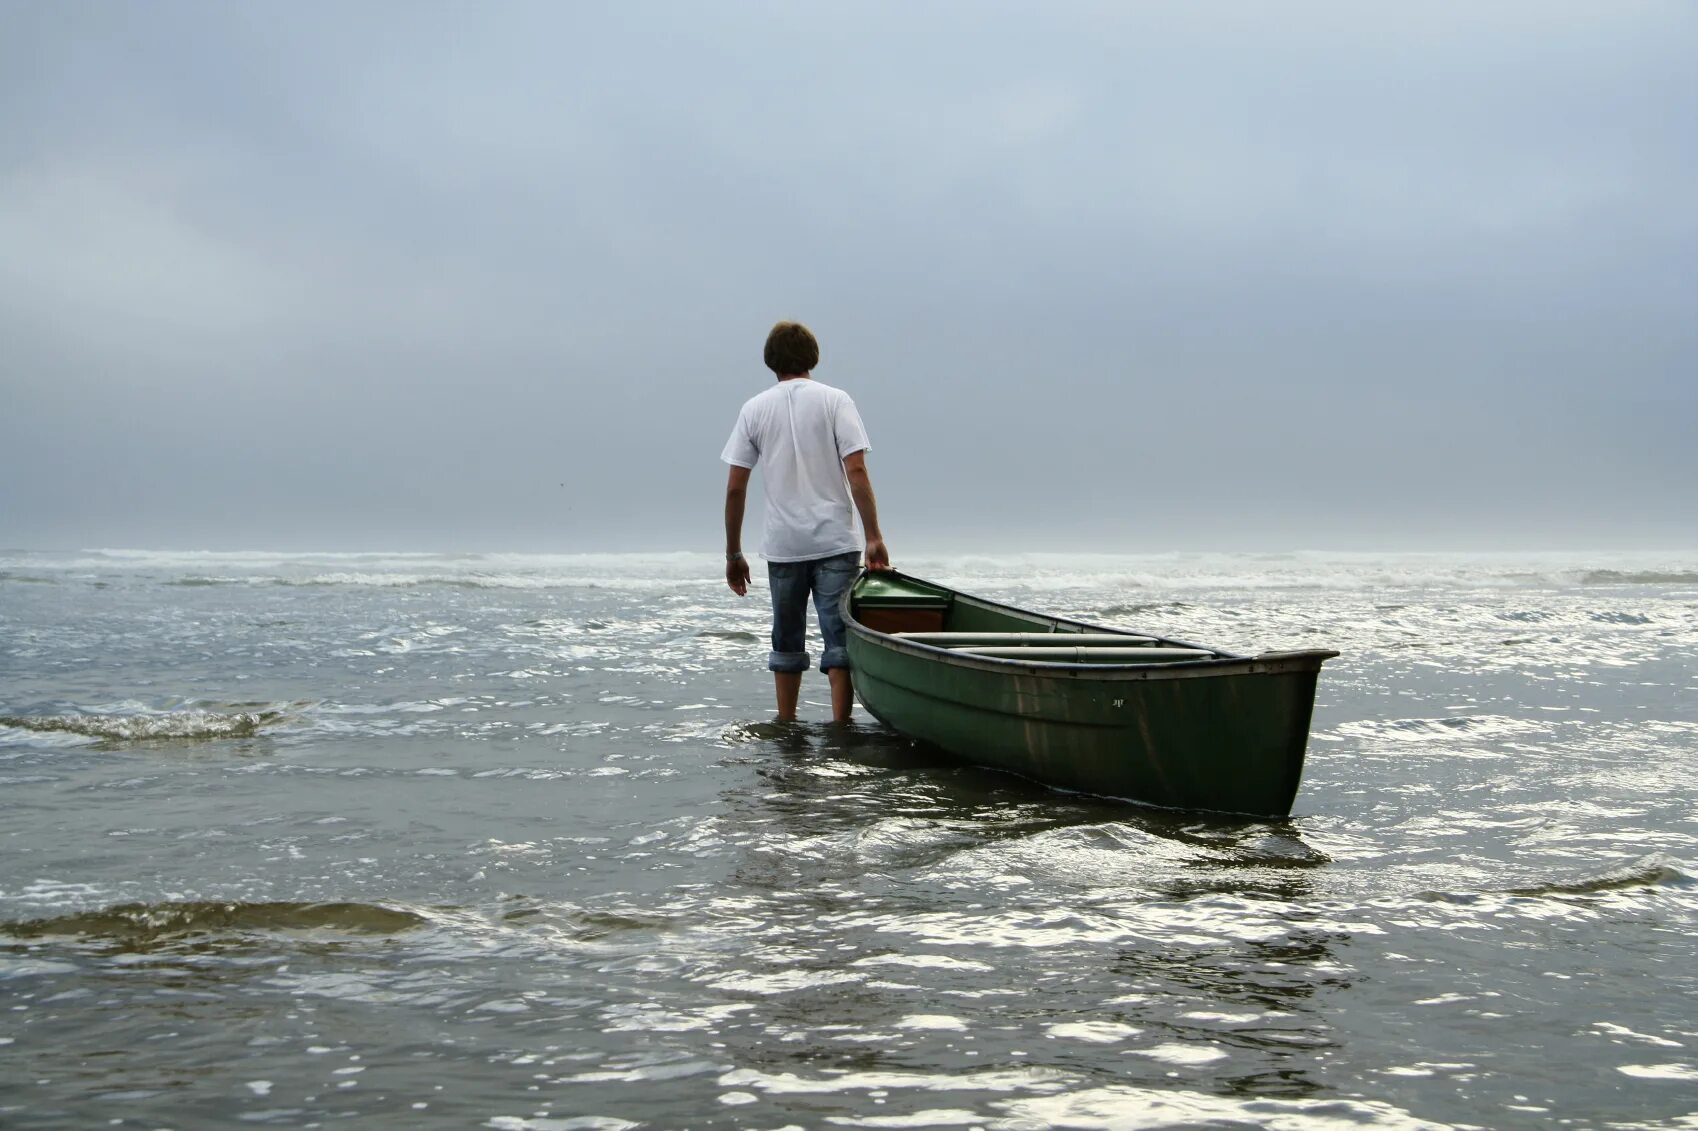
left=2, top=549, right=1696, bottom=1129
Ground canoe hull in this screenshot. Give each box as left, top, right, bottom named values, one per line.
left=844, top=572, right=1335, bottom=817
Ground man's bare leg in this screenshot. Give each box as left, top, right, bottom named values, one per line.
left=828, top=668, right=853, bottom=723
left=775, top=671, right=802, bottom=721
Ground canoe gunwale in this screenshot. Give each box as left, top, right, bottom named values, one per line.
left=843, top=569, right=1339, bottom=682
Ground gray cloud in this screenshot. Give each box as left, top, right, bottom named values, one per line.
left=3, top=1, right=1694, bottom=551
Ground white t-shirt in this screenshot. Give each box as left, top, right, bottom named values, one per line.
left=721, top=378, right=872, bottom=562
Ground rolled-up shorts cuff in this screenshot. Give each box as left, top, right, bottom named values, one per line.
left=768, top=650, right=810, bottom=673
left=819, top=646, right=850, bottom=673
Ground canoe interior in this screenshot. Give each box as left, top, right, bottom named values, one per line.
left=850, top=571, right=1223, bottom=661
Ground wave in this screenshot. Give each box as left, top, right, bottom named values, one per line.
left=1100, top=602, right=1192, bottom=617
left=2, top=900, right=425, bottom=949
left=5, top=549, right=1697, bottom=593
left=0, top=705, right=290, bottom=742
left=82, top=549, right=485, bottom=564
left=1507, top=859, right=1692, bottom=898
left=1418, top=858, right=1692, bottom=905
left=265, top=573, right=654, bottom=590
left=146, top=573, right=693, bottom=590
left=157, top=573, right=714, bottom=591
left=1582, top=570, right=1698, bottom=586
left=1334, top=715, right=1541, bottom=743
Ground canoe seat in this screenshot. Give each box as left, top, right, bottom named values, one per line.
left=859, top=607, right=946, bottom=634
left=854, top=574, right=953, bottom=634
left=896, top=632, right=1156, bottom=646
left=949, top=645, right=1213, bottom=663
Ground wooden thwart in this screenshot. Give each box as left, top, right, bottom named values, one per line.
left=949, top=645, right=1214, bottom=663
left=895, top=631, right=1157, bottom=646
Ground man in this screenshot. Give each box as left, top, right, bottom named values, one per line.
left=722, top=321, right=891, bottom=723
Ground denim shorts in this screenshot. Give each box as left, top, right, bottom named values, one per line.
left=767, top=551, right=861, bottom=673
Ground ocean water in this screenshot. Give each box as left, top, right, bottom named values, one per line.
left=2, top=548, right=1695, bottom=1130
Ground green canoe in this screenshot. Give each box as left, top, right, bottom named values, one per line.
left=843, top=570, right=1339, bottom=817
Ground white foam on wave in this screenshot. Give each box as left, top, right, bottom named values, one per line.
left=4, top=548, right=1694, bottom=594
left=1047, top=1021, right=1141, bottom=1043
left=1129, top=1041, right=1230, bottom=1065
left=993, top=1085, right=1460, bottom=1130
left=0, top=702, right=297, bottom=743
left=707, top=968, right=866, bottom=995
left=904, top=550, right=1698, bottom=594
left=486, top=1117, right=639, bottom=1131
left=2, top=549, right=729, bottom=591
left=0, top=956, right=80, bottom=979
left=3, top=879, right=112, bottom=911
left=1616, top=1063, right=1698, bottom=1081
left=717, top=1065, right=1067, bottom=1095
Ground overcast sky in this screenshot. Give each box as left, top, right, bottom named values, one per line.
left=2, top=1, right=1693, bottom=553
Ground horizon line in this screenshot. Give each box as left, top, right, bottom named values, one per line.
left=7, top=545, right=1698, bottom=559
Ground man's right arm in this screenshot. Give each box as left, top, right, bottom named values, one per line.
left=724, top=464, right=752, bottom=595
left=842, top=450, right=889, bottom=571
